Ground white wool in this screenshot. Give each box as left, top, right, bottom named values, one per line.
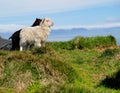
left=20, top=18, right=53, bottom=51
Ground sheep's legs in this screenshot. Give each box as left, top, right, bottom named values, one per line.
left=41, top=41, right=45, bottom=47
left=35, top=40, right=41, bottom=47
left=35, top=43, right=41, bottom=47
left=20, top=46, right=23, bottom=51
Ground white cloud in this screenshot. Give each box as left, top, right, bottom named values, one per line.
left=0, top=0, right=119, bottom=17
left=106, top=18, right=120, bottom=23
left=0, top=24, right=26, bottom=33
left=53, top=22, right=120, bottom=29
left=83, top=22, right=120, bottom=29
left=0, top=22, right=120, bottom=33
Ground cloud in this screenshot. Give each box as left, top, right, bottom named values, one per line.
left=53, top=22, right=120, bottom=29
left=0, top=22, right=120, bottom=33
left=0, top=24, right=26, bottom=33
left=106, top=18, right=120, bottom=23
left=0, top=0, right=119, bottom=17
left=83, top=22, right=120, bottom=29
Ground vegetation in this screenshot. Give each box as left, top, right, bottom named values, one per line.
left=51, top=35, right=116, bottom=50
left=0, top=35, right=120, bottom=93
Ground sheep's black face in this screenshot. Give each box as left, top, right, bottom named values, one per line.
left=43, top=18, right=54, bottom=27
left=32, top=18, right=42, bottom=26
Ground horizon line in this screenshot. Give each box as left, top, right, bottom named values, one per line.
left=0, top=22, right=120, bottom=33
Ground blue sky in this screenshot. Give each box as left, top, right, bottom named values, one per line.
left=0, top=0, right=120, bottom=33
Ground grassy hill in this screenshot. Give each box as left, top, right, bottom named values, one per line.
left=0, top=35, right=120, bottom=93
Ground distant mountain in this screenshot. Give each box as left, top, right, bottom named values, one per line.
left=0, top=26, right=120, bottom=45
left=49, top=27, right=120, bottom=45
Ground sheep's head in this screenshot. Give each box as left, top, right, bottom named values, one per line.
left=41, top=18, right=54, bottom=27
left=32, top=18, right=42, bottom=26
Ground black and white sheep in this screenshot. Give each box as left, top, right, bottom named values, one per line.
left=19, top=18, right=54, bottom=51
left=9, top=18, right=42, bottom=50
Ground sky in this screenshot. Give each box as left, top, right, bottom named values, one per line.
left=0, top=0, right=120, bottom=33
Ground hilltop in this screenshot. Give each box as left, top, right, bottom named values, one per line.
left=0, top=35, right=120, bottom=93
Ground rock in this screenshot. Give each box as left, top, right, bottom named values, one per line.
left=0, top=36, right=12, bottom=50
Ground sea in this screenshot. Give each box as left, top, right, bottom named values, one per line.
left=0, top=27, right=120, bottom=45
left=48, top=27, right=120, bottom=45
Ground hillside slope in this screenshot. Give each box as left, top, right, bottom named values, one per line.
left=0, top=35, right=120, bottom=93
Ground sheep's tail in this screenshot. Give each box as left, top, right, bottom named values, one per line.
left=9, top=36, right=12, bottom=39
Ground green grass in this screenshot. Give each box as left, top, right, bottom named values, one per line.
left=51, top=35, right=117, bottom=50
left=0, top=35, right=120, bottom=93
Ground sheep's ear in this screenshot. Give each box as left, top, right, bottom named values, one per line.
left=36, top=18, right=42, bottom=21
left=40, top=18, right=46, bottom=25
left=42, top=18, right=46, bottom=23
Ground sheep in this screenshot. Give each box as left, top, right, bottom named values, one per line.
left=9, top=18, right=42, bottom=50
left=19, top=18, right=54, bottom=51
